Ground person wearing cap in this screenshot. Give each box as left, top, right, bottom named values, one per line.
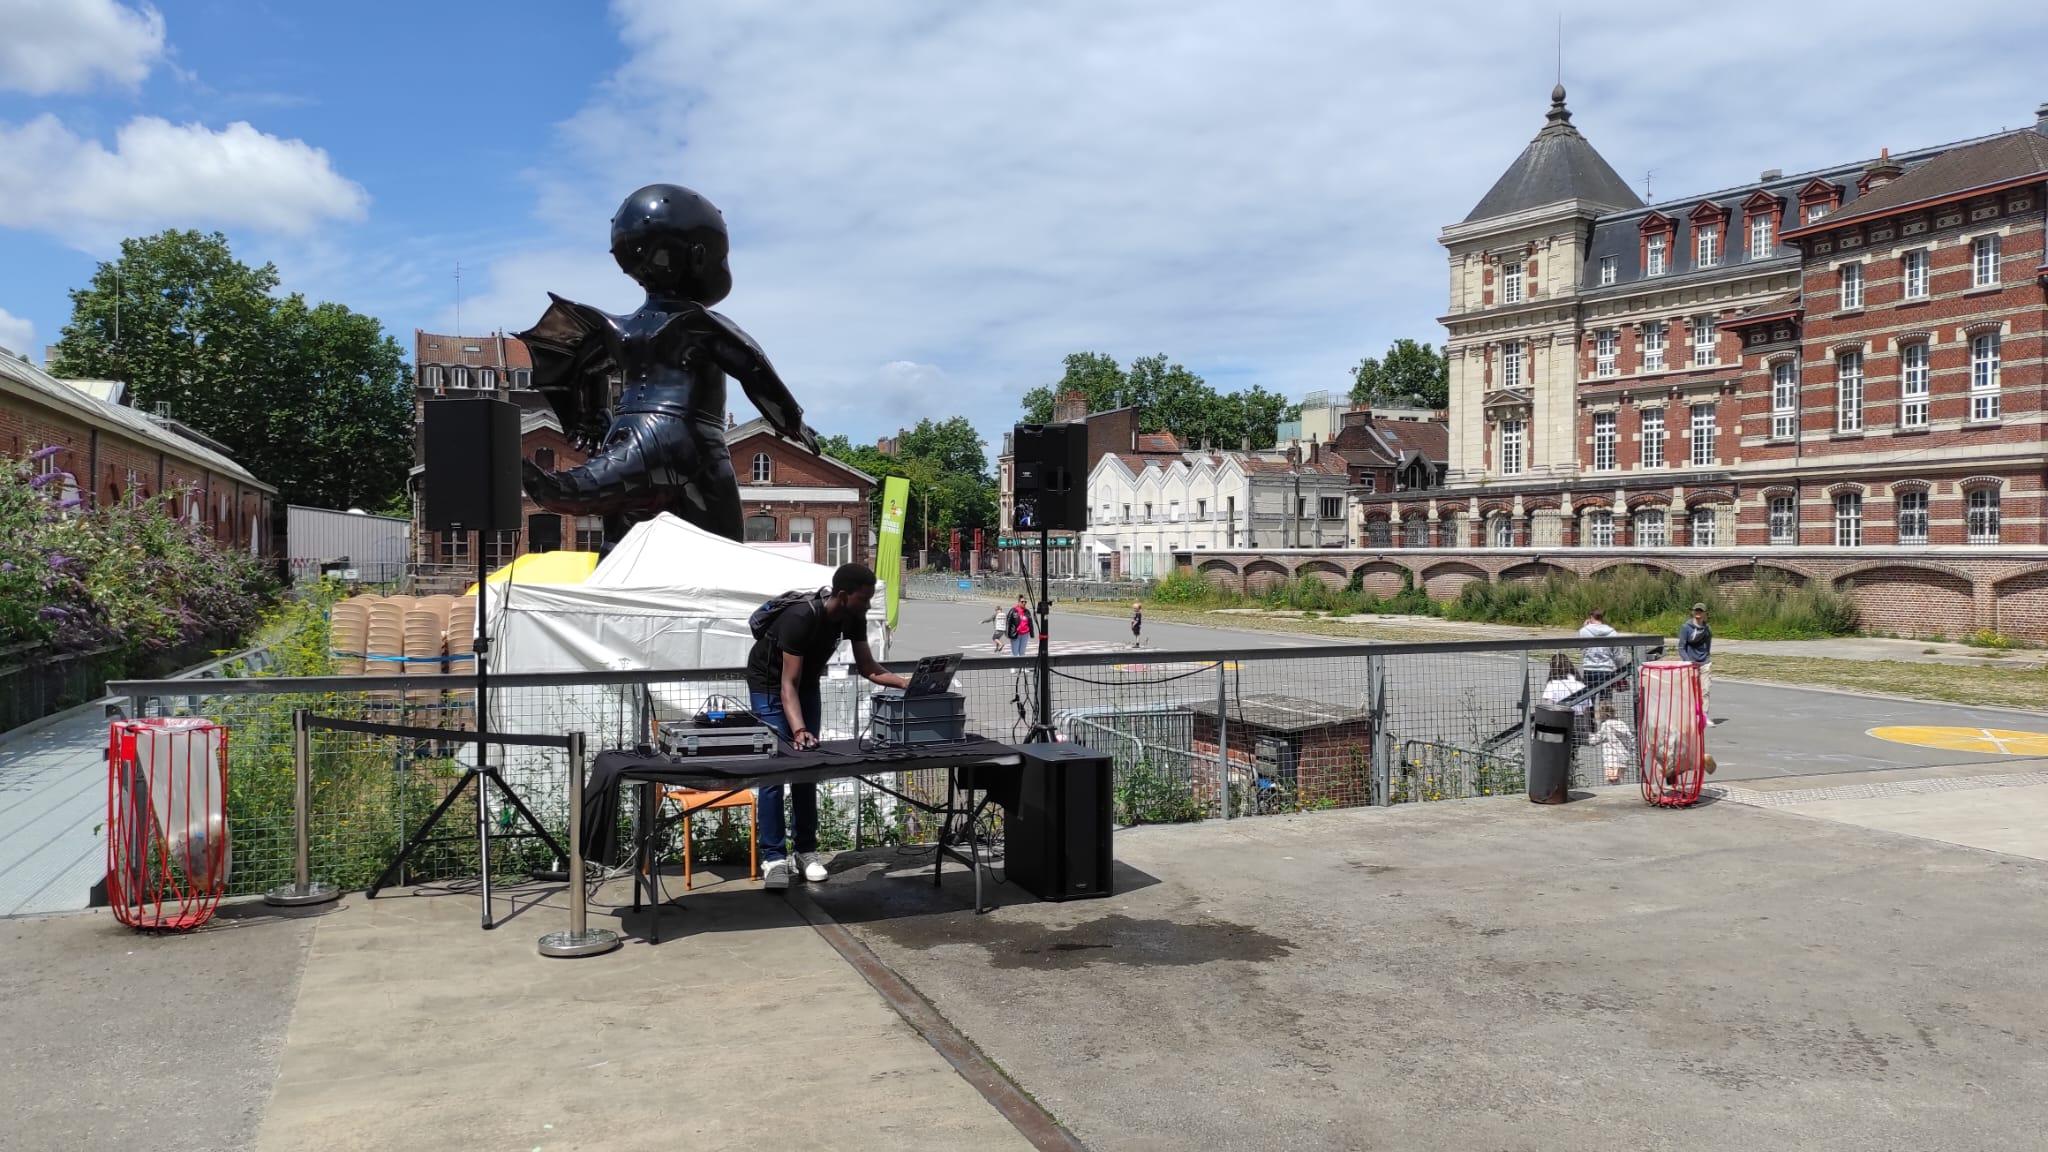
left=1678, top=601, right=1714, bottom=724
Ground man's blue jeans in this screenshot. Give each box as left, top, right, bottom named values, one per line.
left=750, top=685, right=820, bottom=864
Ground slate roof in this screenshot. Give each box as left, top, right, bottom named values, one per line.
left=1782, top=129, right=2048, bottom=236
left=1464, top=85, right=1643, bottom=223
left=0, top=348, right=270, bottom=489
left=414, top=330, right=532, bottom=370
left=1376, top=419, right=1448, bottom=465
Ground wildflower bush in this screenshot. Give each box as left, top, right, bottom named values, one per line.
left=1148, top=568, right=1437, bottom=617
left=0, top=450, right=273, bottom=654
left=1442, top=567, right=1858, bottom=640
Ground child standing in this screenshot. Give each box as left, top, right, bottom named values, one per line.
left=1130, top=602, right=1144, bottom=648
left=1587, top=700, right=1636, bottom=785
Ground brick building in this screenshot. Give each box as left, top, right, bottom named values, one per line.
left=407, top=330, right=588, bottom=575
left=728, top=417, right=875, bottom=567
left=997, top=393, right=1201, bottom=575
left=1403, top=88, right=2048, bottom=554
left=0, top=346, right=275, bottom=554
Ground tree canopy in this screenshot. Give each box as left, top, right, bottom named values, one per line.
left=49, top=230, right=414, bottom=511
left=1349, top=339, right=1449, bottom=410
left=1021, top=351, right=1290, bottom=451
left=820, top=416, right=996, bottom=552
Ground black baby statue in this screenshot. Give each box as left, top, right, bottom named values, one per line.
left=517, top=184, right=817, bottom=547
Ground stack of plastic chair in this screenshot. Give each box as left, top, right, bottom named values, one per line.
left=445, top=595, right=477, bottom=725
left=330, top=599, right=369, bottom=676
left=403, top=608, right=445, bottom=715
left=365, top=600, right=408, bottom=706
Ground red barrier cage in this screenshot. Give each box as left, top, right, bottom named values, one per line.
left=107, top=718, right=231, bottom=930
left=1637, top=661, right=1707, bottom=808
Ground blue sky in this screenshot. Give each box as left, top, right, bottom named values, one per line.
left=3, top=0, right=2044, bottom=452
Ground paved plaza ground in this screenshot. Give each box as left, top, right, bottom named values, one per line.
left=5, top=596, right=2048, bottom=1149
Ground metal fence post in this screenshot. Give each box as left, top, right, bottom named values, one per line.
left=265, top=708, right=339, bottom=907
left=1520, top=649, right=1535, bottom=783
left=1215, top=660, right=1230, bottom=819
left=1368, top=654, right=1391, bottom=806
left=540, top=732, right=620, bottom=958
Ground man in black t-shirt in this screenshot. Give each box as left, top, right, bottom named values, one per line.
left=744, top=563, right=906, bottom=888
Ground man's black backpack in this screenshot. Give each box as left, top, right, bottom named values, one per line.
left=750, top=588, right=827, bottom=639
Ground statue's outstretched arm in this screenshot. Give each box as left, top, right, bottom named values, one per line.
left=699, top=309, right=818, bottom=453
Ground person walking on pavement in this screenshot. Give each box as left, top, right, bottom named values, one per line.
left=1005, top=595, right=1034, bottom=657
left=1578, top=608, right=1619, bottom=693
left=744, top=564, right=908, bottom=889
left=1129, top=602, right=1144, bottom=648
left=1678, top=601, right=1714, bottom=725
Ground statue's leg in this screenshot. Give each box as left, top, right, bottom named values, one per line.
left=521, top=414, right=660, bottom=514
left=663, top=435, right=744, bottom=543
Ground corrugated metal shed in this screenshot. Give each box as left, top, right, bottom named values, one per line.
left=286, top=505, right=410, bottom=582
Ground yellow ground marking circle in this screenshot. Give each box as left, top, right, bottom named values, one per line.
left=1867, top=726, right=2048, bottom=756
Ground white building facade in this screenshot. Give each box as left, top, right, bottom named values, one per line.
left=1085, top=448, right=1350, bottom=579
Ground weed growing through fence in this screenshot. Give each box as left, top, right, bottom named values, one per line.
left=1116, top=759, right=1208, bottom=825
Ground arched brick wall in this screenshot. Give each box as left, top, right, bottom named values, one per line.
left=1356, top=561, right=1408, bottom=598
left=1500, top=561, right=1568, bottom=584
left=1298, top=559, right=1348, bottom=589
left=1705, top=561, right=1809, bottom=589
left=1197, top=558, right=1240, bottom=591
left=1243, top=559, right=1288, bottom=595
left=1836, top=565, right=1974, bottom=638
left=1993, top=568, right=2048, bottom=642
left=1421, top=561, right=1487, bottom=600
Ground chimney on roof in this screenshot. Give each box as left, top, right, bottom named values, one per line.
left=1760, top=168, right=1782, bottom=182
left=1861, top=147, right=1903, bottom=191
left=727, top=411, right=736, bottom=429
left=2036, top=101, right=2048, bottom=133
left=1240, top=435, right=1250, bottom=451
left=1053, top=390, right=1089, bottom=424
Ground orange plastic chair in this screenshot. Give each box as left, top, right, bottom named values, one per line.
left=660, top=787, right=759, bottom=890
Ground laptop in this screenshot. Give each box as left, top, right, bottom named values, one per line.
left=902, top=653, right=962, bottom=698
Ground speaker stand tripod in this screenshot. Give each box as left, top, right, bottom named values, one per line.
left=1027, top=528, right=1056, bottom=744
left=366, top=530, right=568, bottom=929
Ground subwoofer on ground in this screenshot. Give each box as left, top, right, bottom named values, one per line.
left=1005, top=743, right=1114, bottom=902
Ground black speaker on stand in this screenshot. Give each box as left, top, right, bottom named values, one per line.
left=370, top=397, right=566, bottom=928
left=1012, top=423, right=1088, bottom=742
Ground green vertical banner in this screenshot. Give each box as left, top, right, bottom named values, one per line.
left=876, top=475, right=911, bottom=629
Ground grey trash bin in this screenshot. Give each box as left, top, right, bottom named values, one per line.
left=1528, top=704, right=1573, bottom=804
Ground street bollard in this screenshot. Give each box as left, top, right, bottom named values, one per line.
left=265, top=708, right=340, bottom=907
left=539, top=732, right=622, bottom=958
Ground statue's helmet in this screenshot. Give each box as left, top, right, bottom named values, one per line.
left=610, top=184, right=732, bottom=305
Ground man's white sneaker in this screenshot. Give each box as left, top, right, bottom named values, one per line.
left=762, top=859, right=791, bottom=890
left=800, top=853, right=829, bottom=883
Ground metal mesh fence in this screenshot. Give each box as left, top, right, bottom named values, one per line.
left=115, top=634, right=1657, bottom=896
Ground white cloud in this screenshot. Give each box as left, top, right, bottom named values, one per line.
left=0, top=307, right=32, bottom=356
left=0, top=0, right=165, bottom=94
left=456, top=0, right=2041, bottom=446
left=0, top=115, right=368, bottom=245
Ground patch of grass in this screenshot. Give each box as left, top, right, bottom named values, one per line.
left=1962, top=628, right=2031, bottom=651
left=1711, top=654, right=2048, bottom=711
left=1442, top=568, right=1858, bottom=640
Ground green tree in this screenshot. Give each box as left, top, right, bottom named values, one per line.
left=1020, top=351, right=1127, bottom=423
left=821, top=424, right=996, bottom=553
left=894, top=416, right=988, bottom=478
left=1350, top=339, right=1449, bottom=410
left=1020, top=352, right=1288, bottom=451
left=49, top=230, right=414, bottom=510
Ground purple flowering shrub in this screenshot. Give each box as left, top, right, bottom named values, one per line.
left=0, top=455, right=275, bottom=652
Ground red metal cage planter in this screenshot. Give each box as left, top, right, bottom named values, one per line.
left=107, top=718, right=231, bottom=930
left=1637, top=661, right=1707, bottom=808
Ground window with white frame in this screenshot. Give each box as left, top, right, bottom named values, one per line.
left=1771, top=360, right=1799, bottom=439
left=1692, top=316, right=1714, bottom=366
left=1834, top=491, right=1863, bottom=546
left=1696, top=225, right=1720, bottom=267
left=1646, top=236, right=1667, bottom=276
left=1498, top=419, right=1525, bottom=475
left=1319, top=496, right=1342, bottom=520
left=1641, top=409, right=1665, bottom=468
left=1970, top=333, right=2001, bottom=420
left=1593, top=411, right=1617, bottom=471
left=1634, top=508, right=1668, bottom=547
left=1599, top=255, right=1618, bottom=285
left=1900, top=343, right=1930, bottom=428
left=1405, top=517, right=1427, bottom=547
left=1972, top=234, right=2000, bottom=287
left=751, top=452, right=772, bottom=483
left=1197, top=498, right=1208, bottom=519
left=1690, top=403, right=1715, bottom=466
left=826, top=517, right=854, bottom=565
left=1490, top=515, right=1514, bottom=547
left=1768, top=496, right=1796, bottom=544
left=1839, top=263, right=1863, bottom=310
left=1967, top=488, right=2000, bottom=544
left=1643, top=322, right=1666, bottom=371
left=1896, top=490, right=1928, bottom=544
left=787, top=516, right=815, bottom=546
left=1502, top=261, right=1524, bottom=304
left=1902, top=249, right=1928, bottom=299
left=1748, top=213, right=1774, bottom=258
left=1690, top=506, right=1718, bottom=547
left=1169, top=499, right=1181, bottom=521
left=575, top=515, right=604, bottom=551
left=1586, top=509, right=1614, bottom=547
left=1806, top=203, right=1828, bottom=223
left=1501, top=341, right=1523, bottom=390
left=1836, top=351, right=1864, bottom=433
left=1595, top=329, right=1617, bottom=376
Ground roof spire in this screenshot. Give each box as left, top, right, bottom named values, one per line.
left=1546, top=83, right=1571, bottom=129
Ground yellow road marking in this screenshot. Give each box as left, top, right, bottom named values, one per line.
left=1867, top=726, right=2048, bottom=756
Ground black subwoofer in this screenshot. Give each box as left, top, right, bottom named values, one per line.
left=1005, top=743, right=1113, bottom=901
left=1011, top=422, right=1088, bottom=532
